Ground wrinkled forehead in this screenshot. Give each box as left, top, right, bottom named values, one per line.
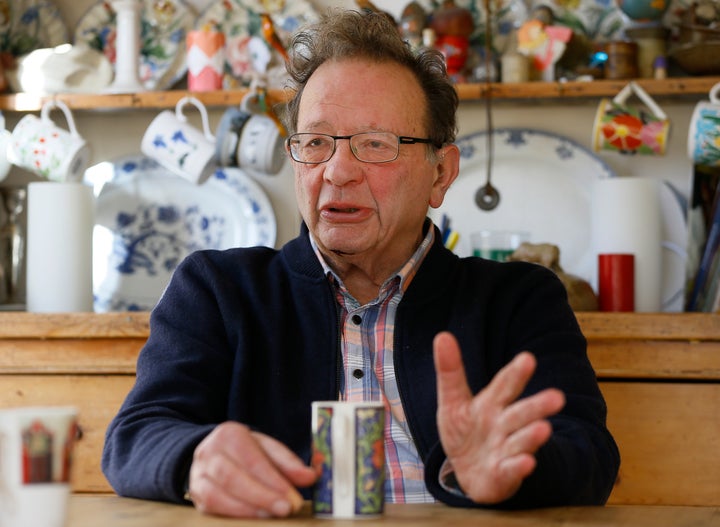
left=297, top=58, right=429, bottom=134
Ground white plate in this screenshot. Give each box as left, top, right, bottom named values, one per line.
left=433, top=128, right=616, bottom=282
left=432, top=128, right=688, bottom=312
left=0, top=0, right=68, bottom=56
left=85, top=156, right=276, bottom=312
left=74, top=0, right=196, bottom=90
left=196, top=0, right=319, bottom=87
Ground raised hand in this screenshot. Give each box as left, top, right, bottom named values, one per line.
left=433, top=331, right=566, bottom=503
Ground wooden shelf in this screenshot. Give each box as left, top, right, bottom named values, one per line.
left=0, top=77, right=717, bottom=112
left=456, top=76, right=720, bottom=100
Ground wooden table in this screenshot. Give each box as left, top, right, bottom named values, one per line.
left=67, top=495, right=719, bottom=527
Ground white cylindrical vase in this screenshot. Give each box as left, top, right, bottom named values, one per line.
left=26, top=182, right=94, bottom=312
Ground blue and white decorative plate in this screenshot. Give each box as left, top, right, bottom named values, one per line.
left=74, top=0, right=196, bottom=90
left=432, top=128, right=615, bottom=285
left=0, top=0, right=69, bottom=56
left=86, top=155, right=276, bottom=312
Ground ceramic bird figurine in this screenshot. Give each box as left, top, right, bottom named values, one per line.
left=260, top=13, right=289, bottom=63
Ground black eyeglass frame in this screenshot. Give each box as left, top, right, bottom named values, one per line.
left=285, top=132, right=443, bottom=164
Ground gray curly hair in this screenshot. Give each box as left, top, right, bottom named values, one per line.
left=282, top=9, right=458, bottom=148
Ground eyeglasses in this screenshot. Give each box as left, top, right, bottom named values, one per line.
left=286, top=132, right=440, bottom=164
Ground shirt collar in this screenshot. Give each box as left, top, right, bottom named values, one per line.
left=309, top=221, right=435, bottom=297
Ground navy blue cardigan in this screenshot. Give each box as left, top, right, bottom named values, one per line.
left=102, top=223, right=619, bottom=509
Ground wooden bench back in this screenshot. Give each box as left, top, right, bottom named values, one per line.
left=0, top=313, right=717, bottom=505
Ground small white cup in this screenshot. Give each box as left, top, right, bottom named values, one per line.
left=0, top=406, right=78, bottom=527
left=0, top=112, right=12, bottom=182
left=141, top=96, right=217, bottom=184
left=688, top=81, right=720, bottom=166
left=215, top=96, right=285, bottom=175
left=8, top=100, right=90, bottom=182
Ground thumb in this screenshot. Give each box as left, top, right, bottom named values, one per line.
left=434, top=331, right=473, bottom=410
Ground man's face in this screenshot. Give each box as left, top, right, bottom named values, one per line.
left=291, top=58, right=457, bottom=268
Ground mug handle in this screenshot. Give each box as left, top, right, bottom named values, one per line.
left=613, top=81, right=667, bottom=120
left=709, top=82, right=720, bottom=104
left=176, top=96, right=216, bottom=142
left=40, top=99, right=81, bottom=137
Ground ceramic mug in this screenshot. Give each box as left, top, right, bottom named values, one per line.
left=141, top=96, right=217, bottom=184
left=0, top=406, right=78, bottom=527
left=592, top=81, right=670, bottom=155
left=0, top=112, right=12, bottom=182
left=687, top=82, right=720, bottom=166
left=215, top=92, right=285, bottom=175
left=8, top=100, right=91, bottom=182
left=311, top=401, right=385, bottom=519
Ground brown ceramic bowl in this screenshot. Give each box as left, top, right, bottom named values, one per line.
left=678, top=23, right=720, bottom=44
left=668, top=41, right=720, bottom=74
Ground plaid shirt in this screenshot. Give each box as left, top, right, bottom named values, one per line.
left=311, top=228, right=436, bottom=503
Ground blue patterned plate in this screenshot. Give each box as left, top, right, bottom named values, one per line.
left=0, top=0, right=69, bottom=56
left=74, top=0, right=196, bottom=90
left=86, top=155, right=276, bottom=312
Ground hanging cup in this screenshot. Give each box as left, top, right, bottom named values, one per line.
left=687, top=82, right=720, bottom=166
left=141, top=96, right=217, bottom=184
left=592, top=81, right=670, bottom=155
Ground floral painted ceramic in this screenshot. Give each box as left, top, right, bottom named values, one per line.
left=74, top=0, right=196, bottom=90
left=593, top=82, right=670, bottom=156
left=87, top=156, right=276, bottom=312
left=311, top=402, right=385, bottom=518
left=195, top=0, right=319, bottom=88
left=0, top=0, right=68, bottom=56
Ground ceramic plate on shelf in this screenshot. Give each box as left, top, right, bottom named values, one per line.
left=85, top=155, right=276, bottom=312
left=74, top=0, right=196, bottom=90
left=196, top=0, right=319, bottom=87
left=0, top=0, right=69, bottom=56
left=530, top=0, right=626, bottom=42
left=431, top=128, right=687, bottom=312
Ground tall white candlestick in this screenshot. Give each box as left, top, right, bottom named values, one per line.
left=105, top=0, right=145, bottom=93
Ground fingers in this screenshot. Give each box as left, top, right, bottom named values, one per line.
left=483, top=351, right=538, bottom=409
left=189, top=422, right=316, bottom=518
left=433, top=331, right=473, bottom=409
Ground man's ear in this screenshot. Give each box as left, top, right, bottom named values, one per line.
left=429, top=144, right=460, bottom=209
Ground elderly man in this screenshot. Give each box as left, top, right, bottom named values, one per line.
left=102, top=9, right=619, bottom=518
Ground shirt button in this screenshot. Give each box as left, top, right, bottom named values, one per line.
left=353, top=369, right=364, bottom=379
left=351, top=314, right=362, bottom=325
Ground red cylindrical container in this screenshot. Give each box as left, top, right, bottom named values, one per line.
left=598, top=253, right=635, bottom=312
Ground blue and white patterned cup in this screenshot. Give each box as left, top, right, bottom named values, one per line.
left=311, top=401, right=385, bottom=519
left=141, top=96, right=217, bottom=184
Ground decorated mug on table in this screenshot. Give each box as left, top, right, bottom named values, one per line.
left=592, top=81, right=670, bottom=156
left=687, top=82, right=720, bottom=167
left=8, top=100, right=91, bottom=181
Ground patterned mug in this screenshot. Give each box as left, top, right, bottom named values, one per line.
left=687, top=82, right=720, bottom=167
left=141, top=96, right=217, bottom=184
left=592, top=81, right=670, bottom=156
left=311, top=401, right=385, bottom=519
left=8, top=100, right=91, bottom=181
